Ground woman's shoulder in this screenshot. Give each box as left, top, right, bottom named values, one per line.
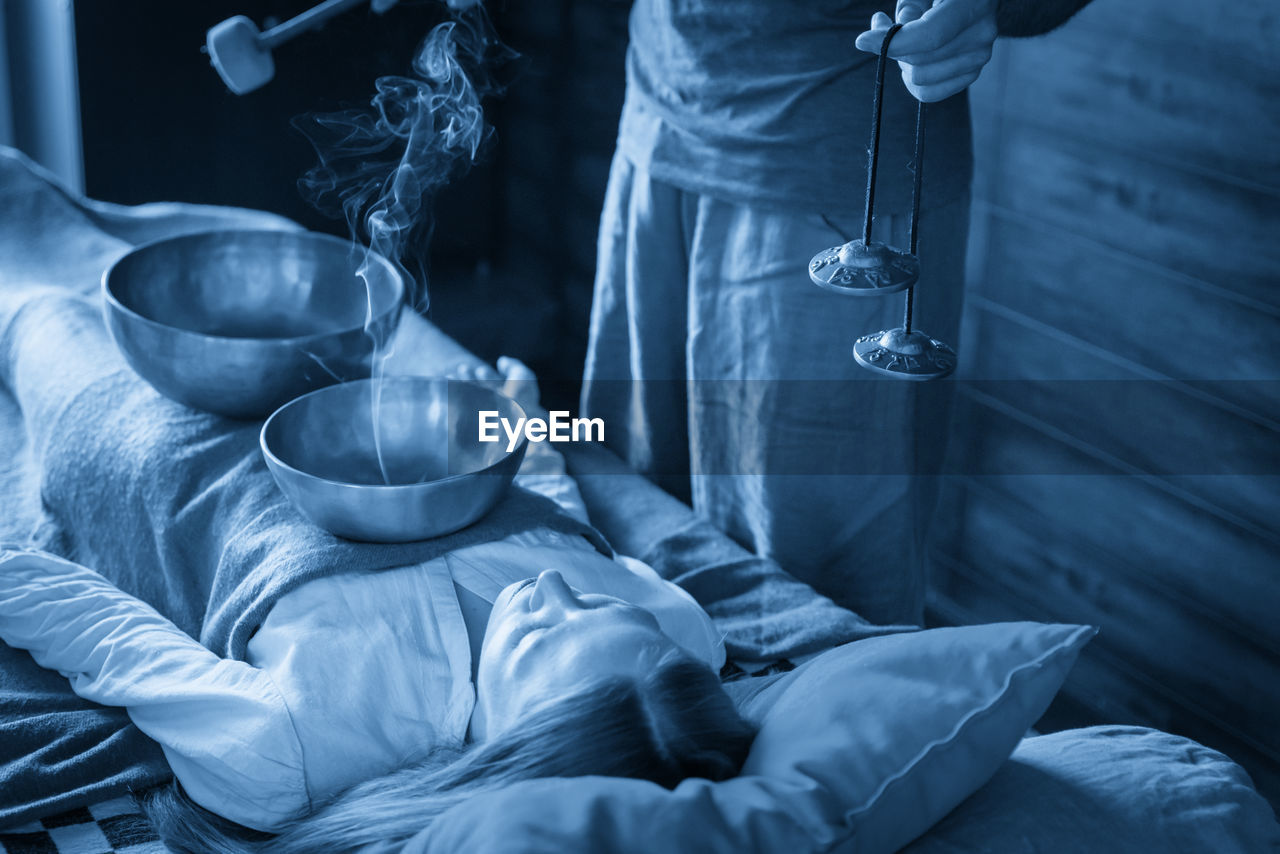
left=247, top=558, right=478, bottom=808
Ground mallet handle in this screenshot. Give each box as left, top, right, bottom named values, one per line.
left=260, top=0, right=369, bottom=49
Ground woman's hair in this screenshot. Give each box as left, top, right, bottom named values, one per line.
left=144, top=648, right=755, bottom=854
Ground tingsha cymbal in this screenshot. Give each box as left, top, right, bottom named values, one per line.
left=852, top=327, right=956, bottom=380
left=808, top=239, right=920, bottom=296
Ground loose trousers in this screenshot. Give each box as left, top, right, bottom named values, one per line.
left=582, top=153, right=969, bottom=626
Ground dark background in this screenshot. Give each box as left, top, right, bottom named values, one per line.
left=75, top=0, right=627, bottom=411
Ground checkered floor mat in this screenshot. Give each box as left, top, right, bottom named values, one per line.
left=0, top=799, right=166, bottom=854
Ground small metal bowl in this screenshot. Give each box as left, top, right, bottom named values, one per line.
left=103, top=229, right=404, bottom=419
left=261, top=377, right=528, bottom=542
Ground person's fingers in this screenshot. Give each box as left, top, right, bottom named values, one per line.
left=892, top=16, right=997, bottom=65
left=888, top=0, right=996, bottom=56
left=496, top=356, right=536, bottom=383
left=448, top=362, right=501, bottom=382
left=370, top=0, right=397, bottom=13
left=895, top=0, right=930, bottom=24
left=495, top=356, right=543, bottom=412
left=903, top=67, right=983, bottom=102
left=854, top=12, right=897, bottom=53
left=898, top=49, right=991, bottom=87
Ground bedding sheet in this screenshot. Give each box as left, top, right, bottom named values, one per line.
left=5, top=728, right=1276, bottom=854
left=902, top=726, right=1280, bottom=853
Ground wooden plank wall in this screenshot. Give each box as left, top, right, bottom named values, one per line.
left=932, top=0, right=1280, bottom=805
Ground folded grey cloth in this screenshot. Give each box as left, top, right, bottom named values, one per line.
left=1, top=289, right=608, bottom=661
left=564, top=442, right=916, bottom=666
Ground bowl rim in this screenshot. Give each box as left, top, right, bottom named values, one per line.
left=259, top=376, right=529, bottom=493
left=101, top=228, right=405, bottom=346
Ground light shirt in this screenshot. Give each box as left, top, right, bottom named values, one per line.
left=0, top=535, right=723, bottom=832
left=619, top=0, right=973, bottom=216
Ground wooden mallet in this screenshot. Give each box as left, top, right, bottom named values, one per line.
left=205, top=0, right=382, bottom=95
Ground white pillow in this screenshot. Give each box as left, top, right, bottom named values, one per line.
left=403, top=622, right=1096, bottom=854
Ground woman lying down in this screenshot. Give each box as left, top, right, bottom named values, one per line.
left=0, top=289, right=755, bottom=852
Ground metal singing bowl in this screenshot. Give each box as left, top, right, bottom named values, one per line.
left=261, top=377, right=528, bottom=542
left=103, top=229, right=404, bottom=419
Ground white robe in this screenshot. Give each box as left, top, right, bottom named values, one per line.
left=0, top=481, right=722, bottom=832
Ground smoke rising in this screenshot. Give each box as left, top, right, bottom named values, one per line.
left=292, top=8, right=517, bottom=485
left=294, top=8, right=516, bottom=311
